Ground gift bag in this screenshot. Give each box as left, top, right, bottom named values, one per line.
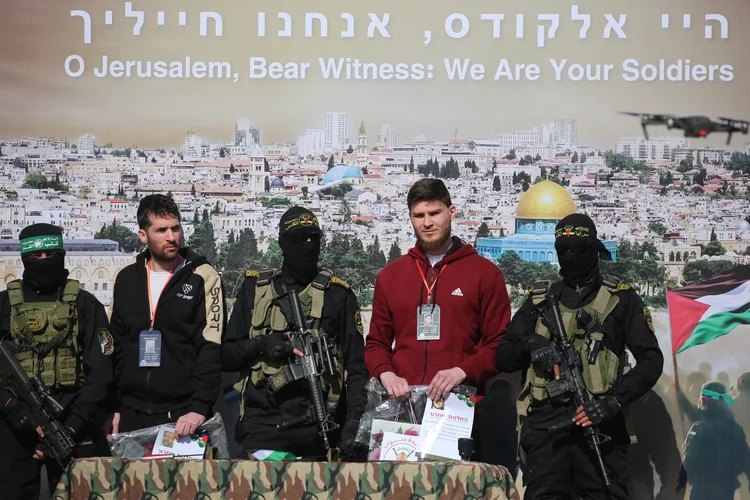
left=107, top=412, right=230, bottom=459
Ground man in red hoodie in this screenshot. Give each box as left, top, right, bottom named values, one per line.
left=365, top=179, right=511, bottom=402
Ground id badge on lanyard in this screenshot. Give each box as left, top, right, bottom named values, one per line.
left=139, top=330, right=162, bottom=367
left=417, top=304, right=441, bottom=341
left=140, top=259, right=177, bottom=367
left=415, top=260, right=447, bottom=341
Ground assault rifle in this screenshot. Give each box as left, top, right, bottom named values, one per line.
left=274, top=290, right=339, bottom=450
left=532, top=295, right=612, bottom=486
left=0, top=342, right=76, bottom=468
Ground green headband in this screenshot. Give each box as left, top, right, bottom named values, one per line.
left=20, top=235, right=64, bottom=254
left=701, top=388, right=735, bottom=406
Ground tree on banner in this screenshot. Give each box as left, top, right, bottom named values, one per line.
left=667, top=265, right=750, bottom=354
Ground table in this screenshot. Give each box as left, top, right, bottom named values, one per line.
left=52, top=458, right=520, bottom=499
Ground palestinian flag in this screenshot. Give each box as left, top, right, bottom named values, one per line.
left=668, top=265, right=750, bottom=353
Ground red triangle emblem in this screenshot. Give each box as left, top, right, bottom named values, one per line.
left=667, top=291, right=711, bottom=353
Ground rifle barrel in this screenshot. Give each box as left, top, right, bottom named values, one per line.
left=283, top=291, right=337, bottom=450
left=543, top=296, right=612, bottom=487
left=0, top=343, right=76, bottom=468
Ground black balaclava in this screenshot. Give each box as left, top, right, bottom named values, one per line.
left=278, top=206, right=322, bottom=285
left=19, top=223, right=69, bottom=294
left=554, top=214, right=611, bottom=285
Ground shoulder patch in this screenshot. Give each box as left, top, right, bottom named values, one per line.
left=245, top=269, right=260, bottom=278
left=354, top=309, right=364, bottom=335
left=643, top=307, right=655, bottom=333
left=618, top=283, right=631, bottom=291
left=98, top=328, right=114, bottom=356
left=330, top=276, right=350, bottom=289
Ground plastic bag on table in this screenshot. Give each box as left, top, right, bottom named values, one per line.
left=107, top=412, right=230, bottom=459
left=355, top=377, right=476, bottom=446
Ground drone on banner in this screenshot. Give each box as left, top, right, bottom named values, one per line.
left=619, top=112, right=749, bottom=145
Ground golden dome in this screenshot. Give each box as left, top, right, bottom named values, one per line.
left=516, top=180, right=577, bottom=220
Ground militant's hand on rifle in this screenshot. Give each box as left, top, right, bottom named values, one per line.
left=537, top=296, right=613, bottom=486
left=573, top=395, right=621, bottom=427
left=260, top=332, right=303, bottom=362
left=2, top=396, right=77, bottom=461
left=233, top=332, right=302, bottom=366
left=3, top=397, right=43, bottom=438
left=274, top=290, right=339, bottom=451
left=527, top=335, right=561, bottom=380
left=0, top=344, right=77, bottom=467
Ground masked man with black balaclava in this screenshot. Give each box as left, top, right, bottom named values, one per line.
left=496, top=213, right=664, bottom=500
left=0, top=224, right=114, bottom=500
left=223, top=206, right=368, bottom=461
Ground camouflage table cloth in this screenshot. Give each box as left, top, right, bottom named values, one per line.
left=52, top=458, right=520, bottom=499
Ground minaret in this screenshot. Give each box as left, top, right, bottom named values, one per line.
left=357, top=120, right=368, bottom=155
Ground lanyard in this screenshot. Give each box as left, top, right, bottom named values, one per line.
left=147, top=259, right=179, bottom=328
left=416, top=259, right=448, bottom=302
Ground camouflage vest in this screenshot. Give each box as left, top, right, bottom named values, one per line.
left=518, top=275, right=630, bottom=416
left=235, top=269, right=346, bottom=419
left=7, top=279, right=81, bottom=388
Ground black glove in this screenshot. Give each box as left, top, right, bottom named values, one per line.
left=527, top=335, right=552, bottom=353
left=3, top=398, right=37, bottom=437
left=339, top=419, right=365, bottom=462
left=259, top=332, right=295, bottom=362
left=527, top=336, right=560, bottom=370
left=582, top=396, right=620, bottom=426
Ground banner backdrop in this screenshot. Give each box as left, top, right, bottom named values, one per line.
left=1, top=1, right=749, bottom=145
left=2, top=1, right=750, bottom=498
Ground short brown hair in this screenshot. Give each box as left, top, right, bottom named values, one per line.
left=407, top=179, right=452, bottom=211
left=137, top=194, right=181, bottom=229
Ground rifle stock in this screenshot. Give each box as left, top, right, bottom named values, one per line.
left=540, top=295, right=612, bottom=487
left=275, top=290, right=339, bottom=450
left=0, top=342, right=76, bottom=468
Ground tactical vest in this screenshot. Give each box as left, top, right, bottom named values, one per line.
left=518, top=275, right=630, bottom=416
left=235, top=269, right=346, bottom=420
left=7, top=279, right=81, bottom=388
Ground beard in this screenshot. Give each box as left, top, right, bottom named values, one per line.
left=149, top=239, right=181, bottom=263
left=417, top=226, right=452, bottom=253
left=152, top=248, right=179, bottom=262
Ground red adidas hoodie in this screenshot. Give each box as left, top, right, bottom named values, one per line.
left=365, top=238, right=511, bottom=392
